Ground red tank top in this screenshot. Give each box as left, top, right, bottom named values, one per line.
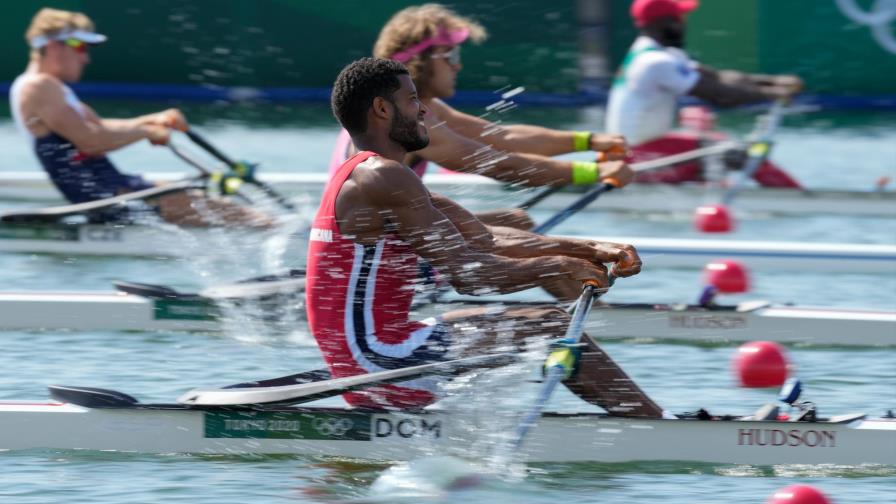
left=305, top=151, right=442, bottom=409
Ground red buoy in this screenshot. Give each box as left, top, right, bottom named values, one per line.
left=694, top=204, right=733, bottom=233
left=703, top=260, right=750, bottom=294
left=766, top=484, right=833, bottom=504
left=733, top=341, right=790, bottom=388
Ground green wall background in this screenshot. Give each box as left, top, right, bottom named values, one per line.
left=3, top=1, right=893, bottom=96
left=608, top=0, right=894, bottom=95
left=2, top=0, right=581, bottom=93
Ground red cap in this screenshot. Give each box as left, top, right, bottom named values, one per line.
left=631, top=0, right=699, bottom=27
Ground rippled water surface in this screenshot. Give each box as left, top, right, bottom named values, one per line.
left=0, top=102, right=893, bottom=503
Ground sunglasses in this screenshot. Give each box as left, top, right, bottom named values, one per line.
left=64, top=38, right=89, bottom=54
left=430, top=46, right=461, bottom=66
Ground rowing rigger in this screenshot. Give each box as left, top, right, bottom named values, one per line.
left=3, top=171, right=895, bottom=217
left=1, top=279, right=893, bottom=346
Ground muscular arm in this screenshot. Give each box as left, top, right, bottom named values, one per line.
left=24, top=76, right=158, bottom=155
left=429, top=193, right=641, bottom=277
left=433, top=99, right=579, bottom=156
left=432, top=99, right=625, bottom=157
left=417, top=117, right=572, bottom=186
left=414, top=99, right=630, bottom=187
left=691, top=65, right=796, bottom=108
left=339, top=160, right=607, bottom=294
left=487, top=226, right=642, bottom=277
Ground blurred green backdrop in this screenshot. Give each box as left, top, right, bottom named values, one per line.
left=2, top=0, right=893, bottom=96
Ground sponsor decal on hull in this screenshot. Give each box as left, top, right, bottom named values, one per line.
left=154, top=299, right=220, bottom=321
left=670, top=314, right=747, bottom=330
left=204, top=411, right=370, bottom=440
left=204, top=412, right=444, bottom=442
left=738, top=428, right=836, bottom=448
left=0, top=224, right=78, bottom=241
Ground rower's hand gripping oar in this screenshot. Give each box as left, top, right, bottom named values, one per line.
left=184, top=129, right=296, bottom=211
left=516, top=148, right=621, bottom=210
left=414, top=175, right=622, bottom=307
left=510, top=277, right=611, bottom=452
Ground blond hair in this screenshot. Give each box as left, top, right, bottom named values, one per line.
left=25, top=8, right=95, bottom=56
left=373, top=4, right=486, bottom=91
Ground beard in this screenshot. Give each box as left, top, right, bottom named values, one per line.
left=660, top=27, right=685, bottom=48
left=388, top=110, right=429, bottom=152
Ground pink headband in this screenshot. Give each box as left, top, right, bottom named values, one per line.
left=390, top=27, right=470, bottom=63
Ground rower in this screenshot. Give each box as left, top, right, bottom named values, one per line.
left=10, top=8, right=270, bottom=227
left=306, top=57, right=665, bottom=418
left=606, top=0, right=804, bottom=188
left=328, top=3, right=632, bottom=230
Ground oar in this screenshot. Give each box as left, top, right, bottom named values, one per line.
left=178, top=352, right=518, bottom=406
left=167, top=142, right=256, bottom=206
left=515, top=148, right=623, bottom=210
left=694, top=100, right=787, bottom=233
left=510, top=279, right=605, bottom=451
left=184, top=129, right=296, bottom=211
left=518, top=142, right=736, bottom=214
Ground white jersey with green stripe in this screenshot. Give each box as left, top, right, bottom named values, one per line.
left=605, top=36, right=700, bottom=145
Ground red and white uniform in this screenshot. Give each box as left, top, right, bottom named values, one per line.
left=306, top=151, right=449, bottom=409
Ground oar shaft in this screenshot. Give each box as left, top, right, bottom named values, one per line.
left=168, top=143, right=212, bottom=176
left=184, top=129, right=296, bottom=211
left=531, top=183, right=615, bottom=234
left=185, top=130, right=236, bottom=167
left=517, top=185, right=564, bottom=210
left=519, top=143, right=735, bottom=212
left=720, top=100, right=787, bottom=206
left=630, top=141, right=738, bottom=172
left=511, top=283, right=598, bottom=451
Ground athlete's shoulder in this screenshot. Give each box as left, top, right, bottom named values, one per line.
left=16, top=73, right=65, bottom=102
left=353, top=156, right=427, bottom=204
left=19, top=72, right=62, bottom=90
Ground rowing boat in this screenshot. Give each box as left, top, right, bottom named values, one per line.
left=1, top=216, right=893, bottom=272
left=2, top=171, right=894, bottom=217
left=2, top=282, right=893, bottom=346
left=1, top=390, right=892, bottom=464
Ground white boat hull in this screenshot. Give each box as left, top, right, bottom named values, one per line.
left=0, top=402, right=892, bottom=464
left=0, top=222, right=282, bottom=257
left=2, top=290, right=893, bottom=346
left=0, top=220, right=893, bottom=273
left=2, top=171, right=895, bottom=217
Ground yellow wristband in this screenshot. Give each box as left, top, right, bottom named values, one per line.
left=571, top=161, right=600, bottom=185
left=573, top=131, right=591, bottom=152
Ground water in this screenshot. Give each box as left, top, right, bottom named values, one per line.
left=0, top=101, right=894, bottom=503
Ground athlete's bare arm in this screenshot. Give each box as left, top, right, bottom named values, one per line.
left=430, top=193, right=641, bottom=277
left=413, top=101, right=634, bottom=188
left=428, top=99, right=626, bottom=158
left=22, top=75, right=169, bottom=155
left=336, top=159, right=609, bottom=294
left=691, top=66, right=801, bottom=108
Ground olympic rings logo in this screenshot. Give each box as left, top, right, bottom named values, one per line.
left=835, top=0, right=896, bottom=54
left=312, top=417, right=354, bottom=437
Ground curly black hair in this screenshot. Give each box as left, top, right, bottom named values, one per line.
left=331, top=57, right=409, bottom=135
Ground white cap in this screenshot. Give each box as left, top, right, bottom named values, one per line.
left=30, top=29, right=107, bottom=49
